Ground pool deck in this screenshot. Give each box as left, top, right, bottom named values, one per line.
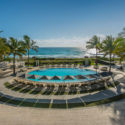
left=0, top=67, right=125, bottom=125
left=0, top=67, right=125, bottom=104
left=0, top=96, right=125, bottom=125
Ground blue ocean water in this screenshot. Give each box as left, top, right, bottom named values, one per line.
left=29, top=47, right=85, bottom=58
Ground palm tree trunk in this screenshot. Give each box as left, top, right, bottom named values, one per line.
left=13, top=53, right=16, bottom=75
left=96, top=47, right=98, bottom=73
left=120, top=57, right=122, bottom=65
left=109, top=53, right=112, bottom=72
left=28, top=49, right=29, bottom=67
left=3, top=54, right=6, bottom=60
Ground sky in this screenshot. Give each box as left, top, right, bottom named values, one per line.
left=0, top=0, right=125, bottom=48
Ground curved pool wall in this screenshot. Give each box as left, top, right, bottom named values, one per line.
left=27, top=68, right=97, bottom=83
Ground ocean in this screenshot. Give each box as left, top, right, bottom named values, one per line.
left=29, top=47, right=85, bottom=58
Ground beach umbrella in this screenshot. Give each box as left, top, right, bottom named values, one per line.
left=28, top=75, right=38, bottom=79
left=75, top=75, right=86, bottom=80
left=51, top=75, right=61, bottom=80
left=39, top=75, right=51, bottom=80
left=63, top=75, right=74, bottom=80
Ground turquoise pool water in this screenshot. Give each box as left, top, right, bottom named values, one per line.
left=27, top=68, right=97, bottom=83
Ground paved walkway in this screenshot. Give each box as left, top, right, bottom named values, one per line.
left=0, top=98, right=125, bottom=125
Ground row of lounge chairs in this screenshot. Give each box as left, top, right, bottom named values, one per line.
left=16, top=72, right=111, bottom=86
left=6, top=76, right=114, bottom=95
left=13, top=76, right=110, bottom=87
left=93, top=65, right=108, bottom=71
left=39, top=64, right=83, bottom=69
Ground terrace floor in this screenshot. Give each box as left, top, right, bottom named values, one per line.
left=0, top=98, right=125, bottom=125
left=0, top=67, right=125, bottom=125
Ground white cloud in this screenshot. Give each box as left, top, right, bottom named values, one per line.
left=35, top=34, right=106, bottom=48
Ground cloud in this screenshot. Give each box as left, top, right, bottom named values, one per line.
left=35, top=34, right=106, bottom=48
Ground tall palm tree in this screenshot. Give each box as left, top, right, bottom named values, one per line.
left=101, top=36, right=116, bottom=72
left=86, top=35, right=100, bottom=67
left=118, top=28, right=125, bottom=38
left=114, top=37, right=125, bottom=64
left=23, top=35, right=38, bottom=67
left=8, top=37, right=26, bottom=75
left=0, top=38, right=10, bottom=60
left=116, top=28, right=125, bottom=64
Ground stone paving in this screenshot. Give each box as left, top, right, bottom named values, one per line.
left=0, top=98, right=125, bottom=125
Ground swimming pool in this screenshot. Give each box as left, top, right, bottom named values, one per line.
left=27, top=68, right=97, bottom=83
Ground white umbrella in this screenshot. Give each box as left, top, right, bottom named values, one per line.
left=28, top=75, right=38, bottom=79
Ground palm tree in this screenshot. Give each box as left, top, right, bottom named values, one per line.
left=0, top=38, right=10, bottom=60
left=114, top=37, right=125, bottom=64
left=0, top=31, right=10, bottom=60
left=116, top=28, right=125, bottom=64
left=118, top=28, right=125, bottom=38
left=23, top=35, right=38, bottom=67
left=8, top=37, right=26, bottom=75
left=101, top=36, right=116, bottom=72
left=86, top=35, right=100, bottom=67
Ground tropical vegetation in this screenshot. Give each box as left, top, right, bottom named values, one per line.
left=86, top=28, right=125, bottom=72
left=99, top=36, right=116, bottom=72
left=0, top=27, right=125, bottom=74
left=7, top=37, right=26, bottom=75
left=23, top=35, right=38, bottom=67
left=86, top=35, right=100, bottom=67
left=0, top=33, right=38, bottom=75
left=0, top=37, right=10, bottom=60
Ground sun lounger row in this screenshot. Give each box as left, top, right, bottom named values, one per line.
left=93, top=65, right=109, bottom=71
left=6, top=76, right=115, bottom=95
left=13, top=76, right=111, bottom=88
left=39, top=64, right=83, bottom=69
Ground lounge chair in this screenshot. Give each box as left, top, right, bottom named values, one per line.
left=85, top=74, right=97, bottom=79
left=100, top=66, right=108, bottom=71
left=100, top=72, right=111, bottom=77
left=48, top=64, right=52, bottom=68
left=76, top=64, right=80, bottom=68
left=60, top=64, right=63, bottom=68
left=71, top=64, right=74, bottom=68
